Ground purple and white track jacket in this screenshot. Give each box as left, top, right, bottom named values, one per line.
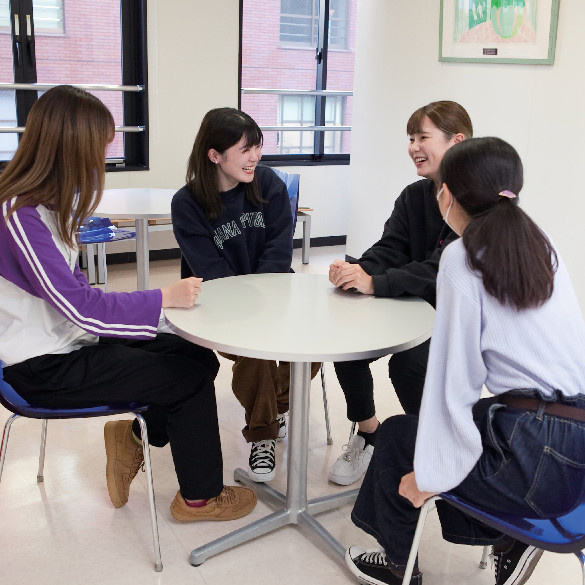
left=0, top=199, right=162, bottom=366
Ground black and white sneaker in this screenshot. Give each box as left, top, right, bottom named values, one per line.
left=277, top=413, right=287, bottom=441
left=492, top=540, right=543, bottom=585
left=248, top=439, right=276, bottom=482
left=345, top=546, right=422, bottom=585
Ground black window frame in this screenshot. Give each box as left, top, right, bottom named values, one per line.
left=4, top=0, right=148, bottom=171
left=239, top=0, right=351, bottom=167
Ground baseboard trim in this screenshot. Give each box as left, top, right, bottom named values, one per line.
left=102, top=236, right=346, bottom=265
left=293, top=235, right=346, bottom=249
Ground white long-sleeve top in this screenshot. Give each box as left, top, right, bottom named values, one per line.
left=414, top=238, right=585, bottom=493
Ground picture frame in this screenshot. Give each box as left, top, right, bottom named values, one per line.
left=439, top=0, right=560, bottom=65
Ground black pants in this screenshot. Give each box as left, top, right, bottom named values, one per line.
left=333, top=339, right=430, bottom=420
left=4, top=333, right=223, bottom=501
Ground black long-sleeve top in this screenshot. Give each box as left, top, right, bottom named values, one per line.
left=357, top=178, right=456, bottom=307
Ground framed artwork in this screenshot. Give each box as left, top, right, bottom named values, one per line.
left=439, top=0, right=560, bottom=64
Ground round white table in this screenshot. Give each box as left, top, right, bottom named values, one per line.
left=94, top=188, right=176, bottom=290
left=164, top=273, right=435, bottom=566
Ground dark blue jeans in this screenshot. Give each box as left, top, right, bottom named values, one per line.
left=351, top=393, right=585, bottom=569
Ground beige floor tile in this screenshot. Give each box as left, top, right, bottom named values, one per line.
left=0, top=246, right=577, bottom=584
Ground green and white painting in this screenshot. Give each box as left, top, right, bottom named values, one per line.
left=440, top=0, right=559, bottom=64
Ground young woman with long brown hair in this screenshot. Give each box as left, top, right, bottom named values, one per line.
left=0, top=86, right=256, bottom=523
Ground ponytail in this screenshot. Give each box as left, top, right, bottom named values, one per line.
left=463, top=200, right=557, bottom=310
left=439, top=137, right=557, bottom=310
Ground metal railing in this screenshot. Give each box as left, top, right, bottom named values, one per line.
left=0, top=126, right=145, bottom=134
left=241, top=88, right=352, bottom=133
left=0, top=82, right=144, bottom=92
left=0, top=83, right=146, bottom=134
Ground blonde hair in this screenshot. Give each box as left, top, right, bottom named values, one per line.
left=0, top=85, right=115, bottom=247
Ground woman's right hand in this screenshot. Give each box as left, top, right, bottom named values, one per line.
left=161, top=277, right=203, bottom=308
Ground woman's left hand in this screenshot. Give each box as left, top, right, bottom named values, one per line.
left=398, top=472, right=436, bottom=508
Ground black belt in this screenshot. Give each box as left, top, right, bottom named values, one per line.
left=499, top=395, right=585, bottom=423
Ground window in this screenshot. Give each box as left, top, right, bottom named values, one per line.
left=279, top=0, right=348, bottom=50
left=240, top=0, right=355, bottom=163
left=0, top=0, right=148, bottom=169
left=278, top=94, right=344, bottom=154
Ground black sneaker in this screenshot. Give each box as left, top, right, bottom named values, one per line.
left=248, top=439, right=276, bottom=482
left=345, top=546, right=422, bottom=585
left=492, top=540, right=543, bottom=585
left=277, top=413, right=287, bottom=441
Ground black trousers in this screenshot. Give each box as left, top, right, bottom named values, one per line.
left=4, top=333, right=223, bottom=500
left=333, top=339, right=430, bottom=420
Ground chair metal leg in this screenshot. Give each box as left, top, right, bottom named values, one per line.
left=0, top=414, right=19, bottom=484
left=402, top=496, right=439, bottom=585
left=349, top=421, right=356, bottom=443
left=320, top=365, right=333, bottom=445
left=37, top=419, right=48, bottom=482
left=134, top=413, right=163, bottom=572
left=574, top=550, right=585, bottom=585
left=479, top=544, right=490, bottom=569
left=301, top=212, right=311, bottom=264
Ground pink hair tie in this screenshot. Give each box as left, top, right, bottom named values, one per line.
left=499, top=190, right=517, bottom=199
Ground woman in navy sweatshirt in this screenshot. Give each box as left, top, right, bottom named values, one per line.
left=172, top=108, right=318, bottom=483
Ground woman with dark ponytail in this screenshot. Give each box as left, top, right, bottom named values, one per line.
left=345, top=137, right=585, bottom=585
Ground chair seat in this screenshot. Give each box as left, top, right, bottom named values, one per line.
left=0, top=368, right=148, bottom=418
left=441, top=491, right=585, bottom=554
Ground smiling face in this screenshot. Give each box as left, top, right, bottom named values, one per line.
left=408, top=116, right=461, bottom=184
left=209, top=136, right=262, bottom=192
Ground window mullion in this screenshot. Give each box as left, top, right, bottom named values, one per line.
left=120, top=0, right=148, bottom=169
left=12, top=0, right=37, bottom=130
left=313, top=0, right=329, bottom=159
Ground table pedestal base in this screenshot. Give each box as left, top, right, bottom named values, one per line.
left=189, top=362, right=359, bottom=567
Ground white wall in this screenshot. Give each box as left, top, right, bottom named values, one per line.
left=104, top=0, right=349, bottom=254
left=347, top=1, right=585, bottom=307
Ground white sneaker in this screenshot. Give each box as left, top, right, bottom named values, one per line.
left=277, top=413, right=287, bottom=441
left=328, top=435, right=373, bottom=486
left=248, top=439, right=276, bottom=482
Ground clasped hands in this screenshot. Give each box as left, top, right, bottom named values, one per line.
left=328, top=260, right=375, bottom=295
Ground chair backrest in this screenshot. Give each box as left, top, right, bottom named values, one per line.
left=271, top=168, right=301, bottom=225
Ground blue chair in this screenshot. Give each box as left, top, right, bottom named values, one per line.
left=79, top=216, right=136, bottom=291
left=0, top=362, right=163, bottom=572
left=402, top=491, right=585, bottom=584
left=271, top=167, right=311, bottom=265
left=269, top=167, right=332, bottom=445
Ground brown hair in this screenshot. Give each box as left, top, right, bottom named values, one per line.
left=0, top=85, right=114, bottom=248
left=439, top=137, right=556, bottom=310
left=186, top=107, right=263, bottom=220
left=407, top=101, right=473, bottom=140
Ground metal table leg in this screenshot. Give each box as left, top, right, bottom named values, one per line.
left=189, top=361, right=358, bottom=567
